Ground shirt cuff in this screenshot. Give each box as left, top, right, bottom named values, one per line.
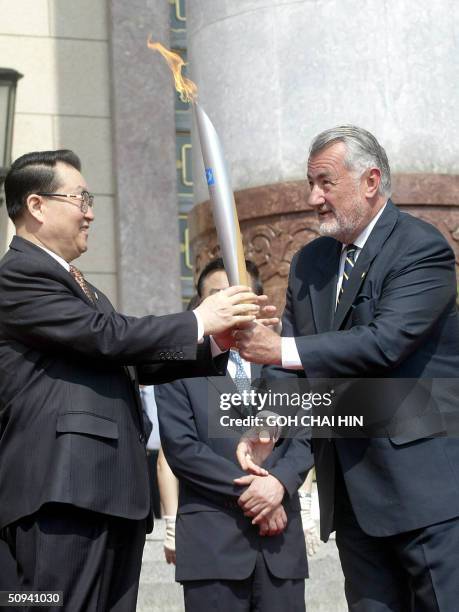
left=281, top=337, right=304, bottom=370
left=210, top=335, right=227, bottom=357
left=193, top=310, right=205, bottom=344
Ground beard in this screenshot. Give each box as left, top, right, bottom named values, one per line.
left=318, top=198, right=367, bottom=243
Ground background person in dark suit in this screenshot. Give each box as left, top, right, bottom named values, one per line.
left=235, top=126, right=459, bottom=611
left=0, top=149, right=263, bottom=612
left=155, top=258, right=312, bottom=612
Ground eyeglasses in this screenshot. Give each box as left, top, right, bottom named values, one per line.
left=36, top=190, right=95, bottom=214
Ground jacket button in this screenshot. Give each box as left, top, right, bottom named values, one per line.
left=139, top=433, right=145, bottom=443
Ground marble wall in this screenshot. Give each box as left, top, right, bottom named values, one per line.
left=110, top=0, right=181, bottom=316
left=187, top=0, right=459, bottom=204
left=186, top=0, right=459, bottom=307
left=0, top=0, right=117, bottom=303
left=0, top=0, right=182, bottom=315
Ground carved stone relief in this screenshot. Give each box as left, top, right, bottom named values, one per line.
left=190, top=175, right=459, bottom=313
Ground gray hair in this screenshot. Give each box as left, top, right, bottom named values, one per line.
left=309, top=125, right=391, bottom=197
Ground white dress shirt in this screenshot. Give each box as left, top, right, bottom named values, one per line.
left=35, top=243, right=70, bottom=272
left=227, top=351, right=252, bottom=379
left=140, top=386, right=161, bottom=452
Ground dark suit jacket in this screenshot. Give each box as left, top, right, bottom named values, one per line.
left=0, top=236, right=226, bottom=531
left=155, top=364, right=313, bottom=582
left=265, top=201, right=459, bottom=540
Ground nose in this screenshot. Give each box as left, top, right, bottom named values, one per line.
left=308, top=184, right=325, bottom=208
left=84, top=206, right=95, bottom=222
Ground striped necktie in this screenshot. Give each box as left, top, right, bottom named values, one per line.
left=69, top=265, right=95, bottom=303
left=229, top=350, right=252, bottom=396
left=337, top=244, right=357, bottom=305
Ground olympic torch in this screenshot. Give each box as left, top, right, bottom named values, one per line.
left=192, top=103, right=248, bottom=285
left=147, top=39, right=248, bottom=286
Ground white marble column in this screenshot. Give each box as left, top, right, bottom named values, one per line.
left=187, top=0, right=459, bottom=205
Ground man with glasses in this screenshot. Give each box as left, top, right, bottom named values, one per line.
left=0, top=149, right=263, bottom=611
left=35, top=189, right=94, bottom=210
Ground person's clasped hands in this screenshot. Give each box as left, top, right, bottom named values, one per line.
left=195, top=284, right=284, bottom=535
left=233, top=426, right=287, bottom=537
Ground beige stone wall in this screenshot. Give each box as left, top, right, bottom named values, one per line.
left=0, top=0, right=117, bottom=305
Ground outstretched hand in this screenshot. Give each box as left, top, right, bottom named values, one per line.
left=234, top=322, right=282, bottom=365
left=194, top=285, right=260, bottom=336
left=213, top=302, right=279, bottom=351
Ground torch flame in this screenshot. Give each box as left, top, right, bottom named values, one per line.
left=147, top=38, right=197, bottom=103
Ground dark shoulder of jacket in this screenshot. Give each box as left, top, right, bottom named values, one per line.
left=396, top=209, right=455, bottom=257
left=291, top=236, right=339, bottom=273
left=0, top=241, right=65, bottom=277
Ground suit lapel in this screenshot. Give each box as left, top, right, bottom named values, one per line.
left=208, top=374, right=246, bottom=418
left=333, top=201, right=399, bottom=331
left=7, top=237, right=149, bottom=430
left=208, top=373, right=235, bottom=397
left=309, top=240, right=342, bottom=333
left=67, top=275, right=97, bottom=307
left=9, top=236, right=98, bottom=308
left=88, top=284, right=110, bottom=313
left=208, top=361, right=262, bottom=418
left=250, top=363, right=262, bottom=381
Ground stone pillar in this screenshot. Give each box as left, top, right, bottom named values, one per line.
left=186, top=0, right=459, bottom=307
left=110, top=1, right=181, bottom=316
left=0, top=1, right=118, bottom=304
left=0, top=182, right=10, bottom=254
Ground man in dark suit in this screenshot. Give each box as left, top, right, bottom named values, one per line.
left=0, top=150, right=262, bottom=611
left=155, top=258, right=312, bottom=612
left=235, top=126, right=459, bottom=611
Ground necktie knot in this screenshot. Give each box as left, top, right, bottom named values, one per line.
left=69, top=265, right=95, bottom=303
left=345, top=243, right=357, bottom=262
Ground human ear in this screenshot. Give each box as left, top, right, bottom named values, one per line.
left=364, top=168, right=381, bottom=198
left=25, top=194, right=45, bottom=222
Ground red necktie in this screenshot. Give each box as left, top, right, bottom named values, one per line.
left=69, top=265, right=95, bottom=303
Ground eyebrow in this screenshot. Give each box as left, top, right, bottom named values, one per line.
left=307, top=171, right=332, bottom=181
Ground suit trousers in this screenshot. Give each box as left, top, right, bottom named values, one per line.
left=0, top=538, right=18, bottom=591
left=182, top=551, right=305, bottom=612
left=334, top=460, right=459, bottom=612
left=2, top=503, right=146, bottom=612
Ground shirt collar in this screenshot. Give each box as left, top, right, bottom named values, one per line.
left=342, top=201, right=388, bottom=252
left=35, top=244, right=71, bottom=272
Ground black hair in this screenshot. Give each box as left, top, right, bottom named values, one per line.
left=4, top=149, right=81, bottom=222
left=186, top=294, right=202, bottom=310
left=196, top=257, right=263, bottom=297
